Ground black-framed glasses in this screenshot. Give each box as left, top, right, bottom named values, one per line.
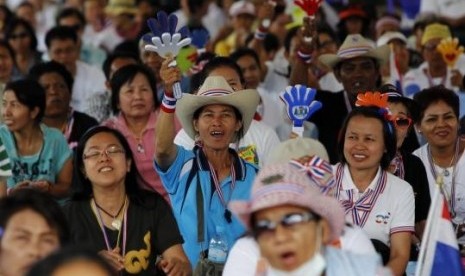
left=83, top=146, right=125, bottom=160
left=392, top=117, right=412, bottom=128
left=9, top=32, right=29, bottom=40
left=253, top=212, right=317, bottom=238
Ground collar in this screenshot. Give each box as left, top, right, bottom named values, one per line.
left=115, top=111, right=157, bottom=132
left=342, top=164, right=382, bottom=192
left=193, top=146, right=246, bottom=181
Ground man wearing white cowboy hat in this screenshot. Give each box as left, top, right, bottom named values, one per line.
left=229, top=163, right=385, bottom=275
left=155, top=70, right=260, bottom=267
left=308, top=33, right=390, bottom=163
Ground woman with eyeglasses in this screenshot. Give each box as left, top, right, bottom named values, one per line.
left=412, top=86, right=465, bottom=251
left=63, top=126, right=191, bottom=275
left=334, top=98, right=415, bottom=275
left=5, top=18, right=42, bottom=80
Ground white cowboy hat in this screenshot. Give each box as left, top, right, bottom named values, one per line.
left=319, top=34, right=390, bottom=69
left=176, top=76, right=260, bottom=142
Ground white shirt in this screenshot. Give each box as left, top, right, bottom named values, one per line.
left=319, top=72, right=343, bottom=93
left=333, top=165, right=415, bottom=245
left=420, top=0, right=465, bottom=19
left=71, top=61, right=106, bottom=114
left=174, top=120, right=280, bottom=167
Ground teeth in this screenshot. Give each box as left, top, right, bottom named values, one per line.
left=353, top=154, right=366, bottom=159
left=99, top=167, right=113, bottom=172
left=211, top=131, right=223, bottom=135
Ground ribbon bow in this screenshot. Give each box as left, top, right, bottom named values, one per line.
left=288, top=156, right=334, bottom=194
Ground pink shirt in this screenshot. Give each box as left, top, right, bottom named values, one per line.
left=102, top=111, right=174, bottom=202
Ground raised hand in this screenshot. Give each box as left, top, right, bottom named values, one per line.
left=280, top=85, right=322, bottom=137
left=436, top=37, right=464, bottom=68
left=294, top=0, right=323, bottom=18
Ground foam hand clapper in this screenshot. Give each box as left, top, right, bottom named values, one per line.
left=143, top=11, right=191, bottom=99
left=280, top=85, right=322, bottom=137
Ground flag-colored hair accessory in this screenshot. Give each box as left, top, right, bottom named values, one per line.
left=288, top=156, right=335, bottom=195
left=294, top=0, right=323, bottom=18
left=356, top=91, right=395, bottom=133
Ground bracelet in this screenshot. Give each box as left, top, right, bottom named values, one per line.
left=254, top=27, right=267, bottom=41
left=161, top=94, right=177, bottom=113
left=297, top=49, right=312, bottom=64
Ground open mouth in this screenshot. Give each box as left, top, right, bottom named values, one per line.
left=210, top=131, right=224, bottom=137
left=352, top=153, right=367, bottom=161
left=98, top=166, right=113, bottom=173
left=280, top=251, right=297, bottom=267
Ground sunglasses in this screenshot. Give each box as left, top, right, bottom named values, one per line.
left=391, top=117, right=412, bottom=128
left=253, top=212, right=317, bottom=238
left=9, top=32, right=28, bottom=40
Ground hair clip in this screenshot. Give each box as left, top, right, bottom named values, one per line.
left=356, top=91, right=393, bottom=121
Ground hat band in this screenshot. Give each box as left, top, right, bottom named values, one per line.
left=337, top=46, right=372, bottom=59
left=199, top=88, right=233, bottom=97
left=251, top=183, right=305, bottom=204
left=385, top=92, right=403, bottom=98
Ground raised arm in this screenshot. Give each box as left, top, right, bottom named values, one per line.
left=155, top=58, right=182, bottom=170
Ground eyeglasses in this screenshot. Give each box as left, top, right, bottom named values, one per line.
left=9, top=32, right=29, bottom=40
left=391, top=117, right=412, bottom=128
left=253, top=212, right=317, bottom=238
left=83, top=146, right=125, bottom=160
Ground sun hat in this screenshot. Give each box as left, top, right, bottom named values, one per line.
left=379, top=83, right=419, bottom=122
left=376, top=31, right=407, bottom=47
left=319, top=34, right=390, bottom=69
left=229, top=0, right=255, bottom=17
left=105, top=0, right=137, bottom=15
left=266, top=137, right=329, bottom=165
left=176, top=76, right=260, bottom=141
left=229, top=163, right=345, bottom=241
left=421, top=23, right=451, bottom=46
left=375, top=14, right=401, bottom=35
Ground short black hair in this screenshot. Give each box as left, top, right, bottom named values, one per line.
left=29, top=61, right=74, bottom=94
left=197, top=56, right=245, bottom=90
left=337, top=106, right=397, bottom=170
left=413, top=85, right=460, bottom=122
left=5, top=79, right=46, bottom=123
left=45, top=26, right=78, bottom=49
left=56, top=7, right=86, bottom=28
left=0, top=189, right=70, bottom=245
left=27, top=247, right=117, bottom=276
left=109, top=64, right=159, bottom=114
left=0, top=39, right=15, bottom=61
left=4, top=18, right=38, bottom=52
left=102, top=51, right=140, bottom=81
left=230, top=47, right=261, bottom=69
left=245, top=32, right=280, bottom=54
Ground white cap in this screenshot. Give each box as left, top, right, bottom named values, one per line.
left=229, top=0, right=255, bottom=17
left=376, top=31, right=407, bottom=47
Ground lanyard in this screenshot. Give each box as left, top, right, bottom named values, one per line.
left=63, top=110, right=75, bottom=141
left=343, top=91, right=352, bottom=114
left=335, top=164, right=387, bottom=227
left=391, top=151, right=405, bottom=179
left=423, top=68, right=447, bottom=88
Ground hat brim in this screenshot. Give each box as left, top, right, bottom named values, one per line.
left=175, top=90, right=260, bottom=141
left=229, top=187, right=345, bottom=241
left=105, top=6, right=138, bottom=15
left=319, top=44, right=390, bottom=69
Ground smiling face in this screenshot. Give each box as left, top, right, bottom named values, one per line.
left=236, top=55, right=261, bottom=89
left=334, top=57, right=380, bottom=97
left=2, top=90, right=38, bottom=131
left=193, top=104, right=242, bottom=150
left=81, top=132, right=131, bottom=189
left=39, top=72, right=71, bottom=118
left=418, top=100, right=458, bottom=149
left=343, top=115, right=385, bottom=172
left=117, top=72, right=154, bottom=120
left=388, top=101, right=410, bottom=148
left=0, top=209, right=60, bottom=276
left=255, top=205, right=322, bottom=272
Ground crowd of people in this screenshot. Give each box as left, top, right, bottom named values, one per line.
left=0, top=0, right=465, bottom=275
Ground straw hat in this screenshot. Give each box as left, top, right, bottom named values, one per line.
left=176, top=76, right=260, bottom=141
left=105, top=0, right=137, bottom=16
left=319, top=34, right=390, bottom=69
left=421, top=23, right=451, bottom=46
left=229, top=163, right=345, bottom=241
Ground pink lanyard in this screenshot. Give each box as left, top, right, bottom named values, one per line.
left=206, top=157, right=236, bottom=223
left=391, top=152, right=405, bottom=179
left=335, top=164, right=387, bottom=227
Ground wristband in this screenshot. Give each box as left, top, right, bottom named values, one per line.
left=254, top=27, right=267, bottom=41
left=297, top=49, right=312, bottom=64
left=161, top=94, right=177, bottom=113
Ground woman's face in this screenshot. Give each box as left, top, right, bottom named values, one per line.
left=255, top=205, right=323, bottom=272
left=193, top=104, right=242, bottom=150
left=81, top=132, right=131, bottom=189
left=418, top=100, right=458, bottom=149
left=8, top=25, right=32, bottom=53
left=2, top=90, right=38, bottom=131
left=388, top=102, right=410, bottom=148
left=343, top=115, right=386, bottom=171
left=0, top=46, right=13, bottom=82
left=208, top=66, right=243, bottom=91
left=39, top=72, right=71, bottom=118
left=118, top=72, right=154, bottom=120
left=52, top=260, right=111, bottom=276
left=0, top=209, right=60, bottom=276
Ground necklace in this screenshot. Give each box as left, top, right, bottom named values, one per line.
left=94, top=197, right=127, bottom=230
left=432, top=154, right=455, bottom=177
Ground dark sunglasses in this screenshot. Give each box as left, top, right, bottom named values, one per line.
left=9, top=32, right=28, bottom=40
left=253, top=212, right=317, bottom=237
left=392, top=117, right=412, bottom=128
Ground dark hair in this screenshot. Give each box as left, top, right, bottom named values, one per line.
left=316, top=23, right=339, bottom=49
left=102, top=51, right=140, bottom=81
left=0, top=5, right=14, bottom=30
left=337, top=106, right=397, bottom=170
left=193, top=105, right=245, bottom=141
left=230, top=47, right=261, bottom=70
left=72, top=126, right=139, bottom=199
left=4, top=18, right=38, bottom=52
left=109, top=64, right=159, bottom=114
left=245, top=32, right=280, bottom=54
left=45, top=26, right=78, bottom=49
left=189, top=51, right=216, bottom=92
left=197, top=56, right=245, bottom=90
left=27, top=247, right=117, bottom=276
left=0, top=39, right=15, bottom=63
left=413, top=86, right=460, bottom=122
left=0, top=189, right=69, bottom=244
left=284, top=26, right=300, bottom=54
left=114, top=40, right=140, bottom=57
left=29, top=61, right=74, bottom=93
left=56, top=7, right=86, bottom=28
left=4, top=79, right=46, bottom=122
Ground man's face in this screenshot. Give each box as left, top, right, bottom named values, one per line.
left=334, top=57, right=380, bottom=97
left=48, top=39, right=79, bottom=73
left=422, top=38, right=446, bottom=69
